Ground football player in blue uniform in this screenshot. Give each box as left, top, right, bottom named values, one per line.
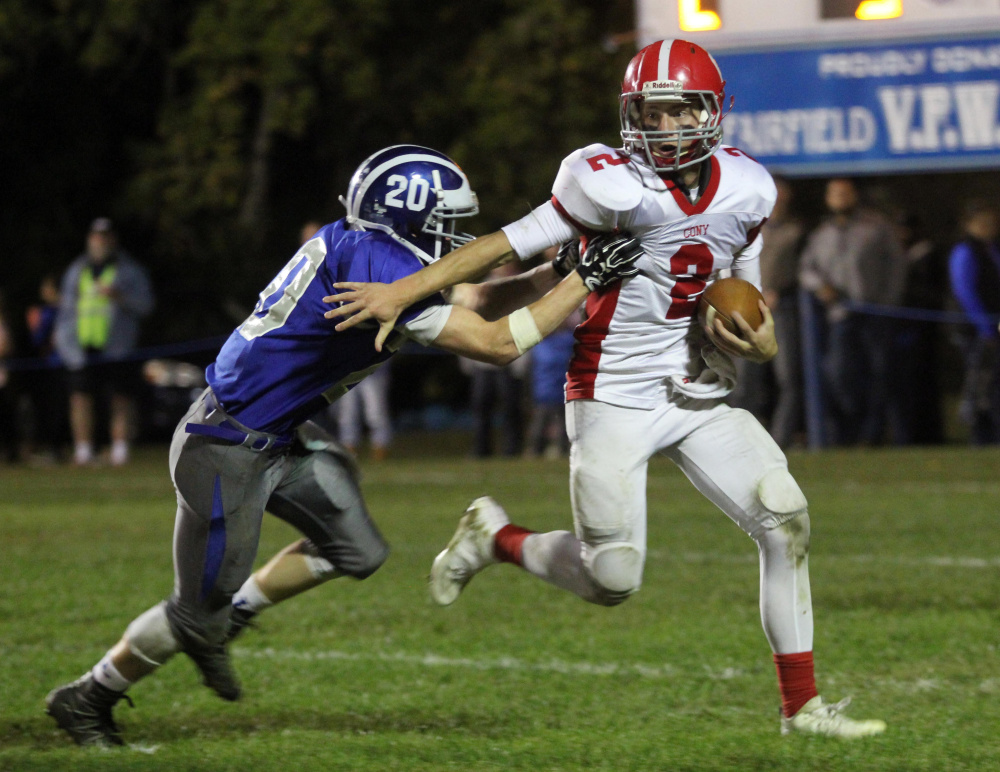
left=44, top=145, right=642, bottom=748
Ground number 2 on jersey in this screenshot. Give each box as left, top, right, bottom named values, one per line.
left=586, top=153, right=630, bottom=172
left=665, top=244, right=714, bottom=319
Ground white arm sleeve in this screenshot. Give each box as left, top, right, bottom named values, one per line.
left=500, top=201, right=579, bottom=261
left=401, top=303, right=454, bottom=346
left=730, top=231, right=763, bottom=290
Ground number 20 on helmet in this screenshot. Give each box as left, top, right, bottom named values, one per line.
left=343, top=145, right=480, bottom=264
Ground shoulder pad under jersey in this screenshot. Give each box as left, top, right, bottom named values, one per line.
left=716, top=145, right=777, bottom=216
left=551, top=144, right=644, bottom=230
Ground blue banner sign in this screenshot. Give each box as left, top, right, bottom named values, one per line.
left=715, top=35, right=1000, bottom=175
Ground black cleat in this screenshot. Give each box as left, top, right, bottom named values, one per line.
left=45, top=674, right=133, bottom=748
left=185, top=642, right=241, bottom=701
left=224, top=606, right=258, bottom=644
left=171, top=629, right=240, bottom=701
left=168, top=611, right=242, bottom=701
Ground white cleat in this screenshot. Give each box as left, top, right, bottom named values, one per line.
left=429, top=496, right=510, bottom=606
left=781, top=696, right=886, bottom=738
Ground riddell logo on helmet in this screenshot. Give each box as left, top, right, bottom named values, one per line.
left=643, top=80, right=683, bottom=91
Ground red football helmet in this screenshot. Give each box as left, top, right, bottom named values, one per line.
left=619, top=39, right=727, bottom=171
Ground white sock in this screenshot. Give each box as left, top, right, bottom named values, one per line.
left=231, top=575, right=273, bottom=614
left=74, top=442, right=93, bottom=465
left=110, top=440, right=129, bottom=466
left=92, top=655, right=131, bottom=693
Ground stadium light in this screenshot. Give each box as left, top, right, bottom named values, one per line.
left=855, top=1, right=903, bottom=21
left=679, top=0, right=721, bottom=32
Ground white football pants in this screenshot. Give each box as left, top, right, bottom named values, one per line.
left=519, top=395, right=813, bottom=655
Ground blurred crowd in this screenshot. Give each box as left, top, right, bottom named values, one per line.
left=731, top=177, right=1000, bottom=449
left=3, top=182, right=1000, bottom=466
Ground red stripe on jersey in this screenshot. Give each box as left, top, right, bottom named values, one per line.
left=638, top=39, right=665, bottom=85
left=551, top=195, right=598, bottom=237
left=744, top=218, right=767, bottom=250
left=665, top=154, right=721, bottom=216
left=566, top=283, right=622, bottom=401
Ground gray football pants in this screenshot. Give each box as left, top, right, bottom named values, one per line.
left=163, top=391, right=389, bottom=648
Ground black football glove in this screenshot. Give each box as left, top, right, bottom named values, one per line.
left=552, top=239, right=580, bottom=277
left=576, top=231, right=643, bottom=291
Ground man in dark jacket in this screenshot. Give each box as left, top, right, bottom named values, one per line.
left=949, top=200, right=1000, bottom=444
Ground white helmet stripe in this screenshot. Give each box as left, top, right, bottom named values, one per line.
left=350, top=152, right=467, bottom=216
left=658, top=38, right=678, bottom=81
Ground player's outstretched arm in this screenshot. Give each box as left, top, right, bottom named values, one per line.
left=391, top=238, right=584, bottom=323
left=431, top=232, right=643, bottom=364
left=450, top=261, right=565, bottom=322
left=324, top=230, right=517, bottom=351
left=432, top=271, right=589, bottom=365
left=706, top=300, right=778, bottom=363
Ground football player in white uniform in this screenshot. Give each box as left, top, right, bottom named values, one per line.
left=327, top=40, right=885, bottom=738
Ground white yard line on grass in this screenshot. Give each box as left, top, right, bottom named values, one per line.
left=236, top=648, right=997, bottom=695
left=644, top=552, right=1000, bottom=568
left=237, top=647, right=682, bottom=679
left=810, top=480, right=1000, bottom=495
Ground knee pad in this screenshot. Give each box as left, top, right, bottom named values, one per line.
left=757, top=467, right=808, bottom=523
left=125, top=601, right=181, bottom=666
left=583, top=541, right=644, bottom=606
left=759, top=511, right=811, bottom=568
left=339, top=542, right=389, bottom=580
left=756, top=468, right=810, bottom=562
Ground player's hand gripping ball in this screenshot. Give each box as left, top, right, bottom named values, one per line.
left=697, top=277, right=766, bottom=338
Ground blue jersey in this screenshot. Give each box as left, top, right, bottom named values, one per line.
left=207, top=220, right=446, bottom=435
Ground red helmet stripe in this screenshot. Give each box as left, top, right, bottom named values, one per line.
left=662, top=38, right=681, bottom=81
left=668, top=39, right=724, bottom=94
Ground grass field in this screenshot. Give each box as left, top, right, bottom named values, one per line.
left=2, top=441, right=999, bottom=771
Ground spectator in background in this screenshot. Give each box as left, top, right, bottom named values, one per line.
left=460, top=262, right=529, bottom=458
left=0, top=292, right=19, bottom=464
left=55, top=218, right=155, bottom=466
left=526, top=307, right=579, bottom=459
left=337, top=363, right=394, bottom=461
left=729, top=177, right=805, bottom=449
left=300, top=220, right=323, bottom=245
left=799, top=178, right=906, bottom=446
left=461, top=355, right=527, bottom=458
left=25, top=274, right=68, bottom=461
left=520, top=244, right=580, bottom=459
left=894, top=212, right=947, bottom=444
left=948, top=200, right=1000, bottom=444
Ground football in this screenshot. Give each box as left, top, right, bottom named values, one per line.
left=697, top=277, right=766, bottom=338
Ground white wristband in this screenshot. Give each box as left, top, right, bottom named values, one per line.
left=508, top=307, right=543, bottom=355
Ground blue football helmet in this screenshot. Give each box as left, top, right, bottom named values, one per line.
left=342, top=145, right=479, bottom=264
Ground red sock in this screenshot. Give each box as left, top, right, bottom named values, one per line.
left=773, top=651, right=819, bottom=718
left=493, top=524, right=534, bottom=565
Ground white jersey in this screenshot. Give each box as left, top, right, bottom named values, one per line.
left=502, top=143, right=776, bottom=410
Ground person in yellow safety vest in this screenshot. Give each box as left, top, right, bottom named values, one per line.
left=54, top=218, right=154, bottom=466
